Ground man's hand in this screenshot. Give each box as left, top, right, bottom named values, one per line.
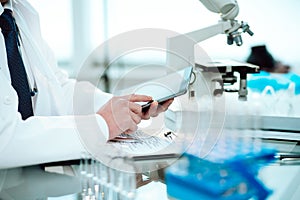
left=97, top=94, right=152, bottom=139
left=141, top=99, right=174, bottom=120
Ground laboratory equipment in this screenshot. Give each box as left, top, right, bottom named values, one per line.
left=196, top=59, right=259, bottom=100
left=167, top=0, right=257, bottom=100
left=79, top=154, right=137, bottom=200
left=165, top=135, right=277, bottom=200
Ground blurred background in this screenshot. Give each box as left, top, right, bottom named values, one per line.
left=29, top=0, right=300, bottom=92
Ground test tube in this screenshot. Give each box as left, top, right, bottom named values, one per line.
left=87, top=158, right=96, bottom=199
left=99, top=162, right=109, bottom=200
left=93, top=160, right=100, bottom=200
left=113, top=158, right=126, bottom=200
left=121, top=158, right=136, bottom=200
left=80, top=152, right=90, bottom=198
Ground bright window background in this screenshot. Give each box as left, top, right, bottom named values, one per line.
left=29, top=0, right=73, bottom=63
left=106, top=0, right=300, bottom=73
left=28, top=0, right=104, bottom=75
left=28, top=0, right=300, bottom=78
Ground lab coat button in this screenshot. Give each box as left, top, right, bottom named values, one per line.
left=4, top=96, right=12, bottom=105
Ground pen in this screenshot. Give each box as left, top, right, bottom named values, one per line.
left=275, top=153, right=300, bottom=160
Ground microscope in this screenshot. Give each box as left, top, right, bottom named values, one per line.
left=167, top=0, right=259, bottom=101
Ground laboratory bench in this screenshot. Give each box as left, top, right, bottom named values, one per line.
left=0, top=130, right=299, bottom=200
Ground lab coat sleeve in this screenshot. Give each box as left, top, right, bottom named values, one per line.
left=0, top=105, right=109, bottom=169
left=0, top=49, right=113, bottom=169
left=0, top=65, right=112, bottom=169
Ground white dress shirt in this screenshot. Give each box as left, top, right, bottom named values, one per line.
left=0, top=0, right=113, bottom=168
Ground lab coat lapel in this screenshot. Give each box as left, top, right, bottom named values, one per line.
left=0, top=29, right=11, bottom=81
left=11, top=0, right=67, bottom=116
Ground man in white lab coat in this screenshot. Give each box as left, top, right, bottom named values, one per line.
left=0, top=0, right=172, bottom=168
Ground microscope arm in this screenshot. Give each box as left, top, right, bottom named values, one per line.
left=166, top=0, right=255, bottom=100
left=167, top=20, right=234, bottom=69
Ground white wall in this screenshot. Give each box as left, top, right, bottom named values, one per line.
left=29, top=0, right=300, bottom=74
left=29, top=0, right=73, bottom=61
left=106, top=0, right=300, bottom=73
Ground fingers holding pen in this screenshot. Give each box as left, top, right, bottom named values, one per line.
left=124, top=94, right=152, bottom=133
left=141, top=98, right=174, bottom=119
left=129, top=102, right=142, bottom=116
left=97, top=94, right=155, bottom=139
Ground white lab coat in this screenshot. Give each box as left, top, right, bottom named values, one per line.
left=0, top=0, right=112, bottom=168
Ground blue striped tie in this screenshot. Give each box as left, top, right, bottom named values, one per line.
left=0, top=9, right=33, bottom=120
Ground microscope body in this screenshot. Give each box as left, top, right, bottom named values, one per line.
left=166, top=0, right=256, bottom=101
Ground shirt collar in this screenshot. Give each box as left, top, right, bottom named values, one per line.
left=1, top=0, right=13, bottom=14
